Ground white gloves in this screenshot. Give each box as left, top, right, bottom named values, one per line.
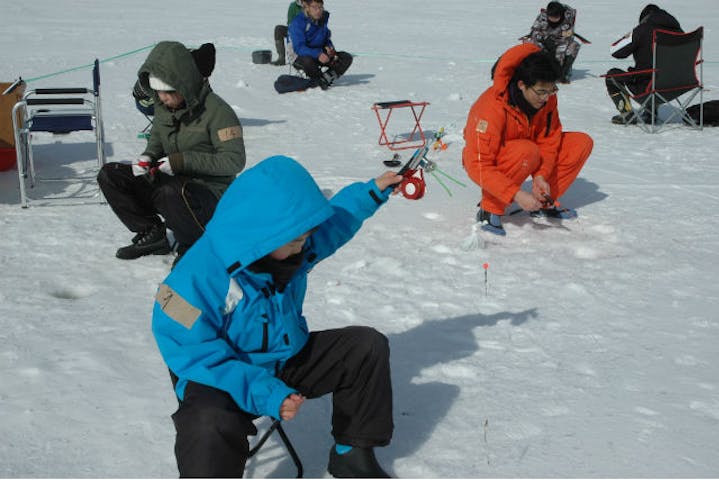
left=132, top=155, right=153, bottom=176
left=156, top=157, right=174, bottom=176
left=131, top=155, right=173, bottom=176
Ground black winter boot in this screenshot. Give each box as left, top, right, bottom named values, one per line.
left=328, top=446, right=390, bottom=478
left=272, top=39, right=286, bottom=66
left=609, top=90, right=633, bottom=116
left=116, top=223, right=171, bottom=260
left=560, top=54, right=576, bottom=83
left=477, top=208, right=505, bottom=236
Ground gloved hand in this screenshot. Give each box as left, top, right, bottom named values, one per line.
left=132, top=155, right=153, bottom=176
left=155, top=157, right=174, bottom=176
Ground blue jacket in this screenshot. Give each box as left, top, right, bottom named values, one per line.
left=289, top=10, right=334, bottom=59
left=152, top=156, right=391, bottom=420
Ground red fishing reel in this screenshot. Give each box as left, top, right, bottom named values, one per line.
left=394, top=147, right=433, bottom=200
left=400, top=168, right=426, bottom=200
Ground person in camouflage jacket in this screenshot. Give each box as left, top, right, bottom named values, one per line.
left=98, top=41, right=245, bottom=262
left=523, top=2, right=581, bottom=83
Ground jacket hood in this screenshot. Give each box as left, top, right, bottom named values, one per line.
left=138, top=41, right=206, bottom=114
left=204, top=156, right=334, bottom=274
left=647, top=9, right=681, bottom=31
left=492, top=43, right=542, bottom=93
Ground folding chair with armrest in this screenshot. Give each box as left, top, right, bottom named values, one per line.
left=10, top=59, right=105, bottom=207
left=603, top=27, right=704, bottom=133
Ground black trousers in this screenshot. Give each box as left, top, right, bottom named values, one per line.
left=605, top=67, right=651, bottom=112
left=294, top=51, right=353, bottom=80
left=97, top=162, right=218, bottom=249
left=170, top=326, right=394, bottom=478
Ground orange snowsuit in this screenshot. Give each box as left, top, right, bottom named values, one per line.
left=462, top=43, right=593, bottom=215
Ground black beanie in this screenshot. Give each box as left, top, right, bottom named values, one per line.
left=546, top=1, right=565, bottom=18
left=191, top=43, right=216, bottom=78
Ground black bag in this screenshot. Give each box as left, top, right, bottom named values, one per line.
left=686, top=100, right=719, bottom=126
left=274, top=75, right=317, bottom=94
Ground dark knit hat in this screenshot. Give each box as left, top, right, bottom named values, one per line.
left=546, top=1, right=565, bottom=18
left=191, top=43, right=216, bottom=78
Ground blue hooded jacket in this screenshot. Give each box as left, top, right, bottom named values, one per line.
left=152, top=156, right=391, bottom=419
left=289, top=10, right=334, bottom=59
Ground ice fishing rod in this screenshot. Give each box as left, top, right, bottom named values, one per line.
left=387, top=141, right=466, bottom=200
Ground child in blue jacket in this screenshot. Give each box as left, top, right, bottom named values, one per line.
left=152, top=155, right=401, bottom=477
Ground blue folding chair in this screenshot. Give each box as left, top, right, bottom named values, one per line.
left=10, top=59, right=105, bottom=207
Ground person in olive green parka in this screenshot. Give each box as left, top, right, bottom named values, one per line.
left=98, top=41, right=246, bottom=263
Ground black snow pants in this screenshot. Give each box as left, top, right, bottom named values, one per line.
left=97, top=162, right=218, bottom=250
left=294, top=51, right=353, bottom=80
left=605, top=67, right=651, bottom=113
left=169, top=326, right=394, bottom=478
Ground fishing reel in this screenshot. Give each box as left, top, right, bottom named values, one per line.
left=393, top=146, right=436, bottom=200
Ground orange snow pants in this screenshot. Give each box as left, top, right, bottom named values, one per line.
left=480, top=132, right=593, bottom=214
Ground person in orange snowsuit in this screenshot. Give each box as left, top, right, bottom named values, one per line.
left=462, top=43, right=592, bottom=236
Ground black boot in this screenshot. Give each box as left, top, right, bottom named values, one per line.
left=611, top=111, right=638, bottom=125
left=272, top=39, right=286, bottom=66
left=477, top=208, right=505, bottom=236
left=328, top=446, right=390, bottom=478
left=318, top=68, right=338, bottom=90
left=116, top=223, right=171, bottom=260
left=560, top=54, right=576, bottom=83
left=272, top=25, right=287, bottom=66
left=609, top=90, right=632, bottom=115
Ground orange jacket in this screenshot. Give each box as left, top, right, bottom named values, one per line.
left=462, top=43, right=562, bottom=205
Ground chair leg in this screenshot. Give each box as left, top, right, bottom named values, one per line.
left=276, top=422, right=304, bottom=478
left=248, top=419, right=304, bottom=478
left=15, top=131, right=29, bottom=208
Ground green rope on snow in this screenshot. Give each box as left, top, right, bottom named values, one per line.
left=19, top=42, right=719, bottom=84
left=429, top=166, right=467, bottom=197
left=22, top=43, right=157, bottom=83
left=435, top=167, right=467, bottom=188
left=430, top=171, right=454, bottom=197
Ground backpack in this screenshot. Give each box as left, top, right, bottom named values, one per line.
left=686, top=100, right=719, bottom=127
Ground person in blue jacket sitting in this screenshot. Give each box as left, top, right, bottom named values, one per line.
left=289, top=0, right=353, bottom=89
left=152, top=155, right=402, bottom=478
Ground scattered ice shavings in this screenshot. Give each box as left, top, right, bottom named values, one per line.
left=674, top=354, right=701, bottom=366
left=422, top=212, right=443, bottom=221
left=634, top=406, right=660, bottom=416
left=572, top=245, right=601, bottom=259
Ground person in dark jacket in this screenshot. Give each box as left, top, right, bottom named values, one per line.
left=271, top=0, right=304, bottom=65
left=98, top=41, right=245, bottom=262
left=289, top=0, right=353, bottom=89
left=605, top=4, right=682, bottom=124
left=152, top=155, right=401, bottom=477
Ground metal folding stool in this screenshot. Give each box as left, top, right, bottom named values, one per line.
left=372, top=100, right=429, bottom=151
left=248, top=418, right=303, bottom=478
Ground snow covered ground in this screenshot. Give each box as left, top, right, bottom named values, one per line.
left=1, top=0, right=718, bottom=477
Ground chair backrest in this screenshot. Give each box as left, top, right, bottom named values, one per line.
left=92, top=58, right=101, bottom=98
left=22, top=59, right=102, bottom=134
left=11, top=59, right=106, bottom=206
left=651, top=27, right=703, bottom=101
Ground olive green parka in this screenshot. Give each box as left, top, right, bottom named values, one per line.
left=138, top=41, right=245, bottom=199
